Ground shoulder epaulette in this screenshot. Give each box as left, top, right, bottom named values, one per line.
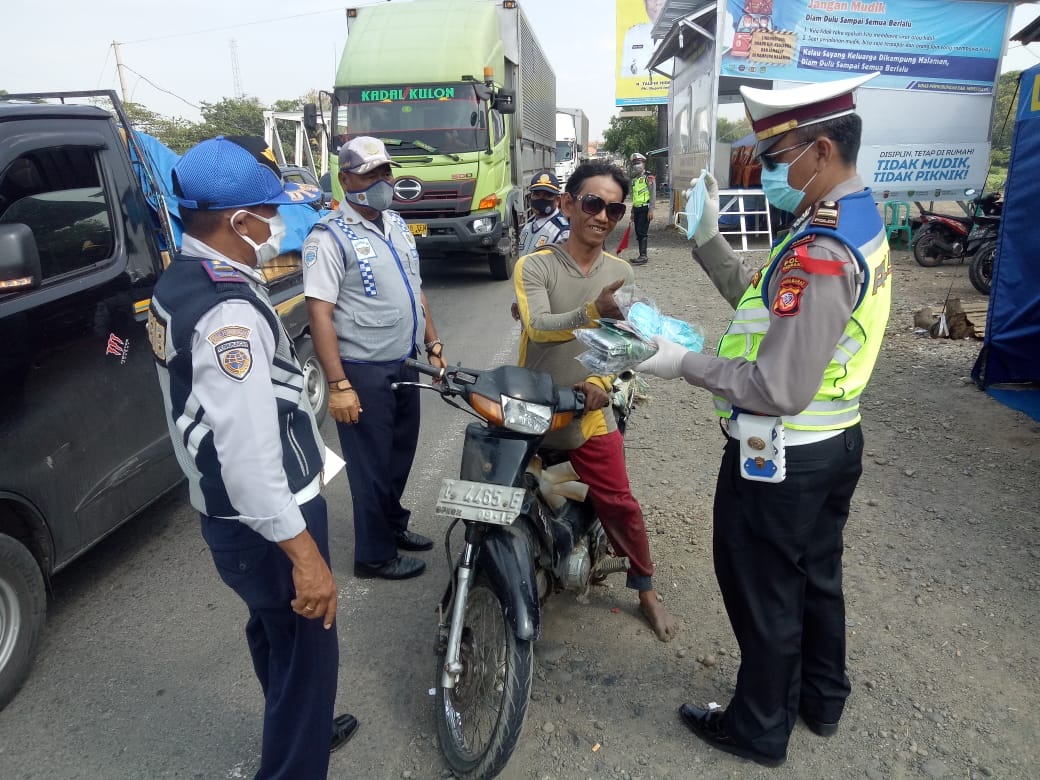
left=202, top=259, right=248, bottom=284
left=809, top=200, right=840, bottom=229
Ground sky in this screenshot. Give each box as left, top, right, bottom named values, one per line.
left=3, top=0, right=1040, bottom=142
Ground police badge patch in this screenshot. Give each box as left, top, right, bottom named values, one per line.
left=304, top=242, right=319, bottom=268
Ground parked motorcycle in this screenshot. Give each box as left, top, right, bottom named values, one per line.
left=968, top=240, right=996, bottom=295
left=912, top=191, right=1002, bottom=268
left=393, top=359, right=633, bottom=779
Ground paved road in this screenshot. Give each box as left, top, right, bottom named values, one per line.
left=0, top=256, right=521, bottom=779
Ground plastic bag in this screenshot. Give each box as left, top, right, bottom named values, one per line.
left=673, top=172, right=706, bottom=241
left=574, top=320, right=658, bottom=374
left=627, top=300, right=705, bottom=353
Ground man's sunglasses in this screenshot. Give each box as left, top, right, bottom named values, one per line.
left=757, top=139, right=814, bottom=172
left=573, top=193, right=627, bottom=221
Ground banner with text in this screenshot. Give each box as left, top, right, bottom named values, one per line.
left=616, top=0, right=670, bottom=106
left=859, top=143, right=990, bottom=199
left=720, top=0, right=1008, bottom=94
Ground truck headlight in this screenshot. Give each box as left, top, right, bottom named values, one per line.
left=471, top=216, right=495, bottom=234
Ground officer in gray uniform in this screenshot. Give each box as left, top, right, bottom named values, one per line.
left=148, top=135, right=356, bottom=779
left=304, top=136, right=446, bottom=581
left=519, top=170, right=569, bottom=255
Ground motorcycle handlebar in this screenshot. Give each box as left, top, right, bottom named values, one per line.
left=404, top=357, right=444, bottom=380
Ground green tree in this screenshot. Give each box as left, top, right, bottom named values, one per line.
left=602, top=115, right=658, bottom=169
left=199, top=96, right=265, bottom=138
left=988, top=70, right=1022, bottom=191
left=717, top=115, right=751, bottom=144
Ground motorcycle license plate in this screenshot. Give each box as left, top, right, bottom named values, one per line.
left=435, top=478, right=524, bottom=525
left=409, top=223, right=428, bottom=238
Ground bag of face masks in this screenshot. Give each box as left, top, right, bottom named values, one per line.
left=673, top=173, right=707, bottom=241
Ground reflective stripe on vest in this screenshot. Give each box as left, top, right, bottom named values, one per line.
left=712, top=189, right=892, bottom=431
left=632, top=175, right=651, bottom=207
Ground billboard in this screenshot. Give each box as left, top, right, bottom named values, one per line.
left=616, top=0, right=670, bottom=106
left=719, top=0, right=1008, bottom=94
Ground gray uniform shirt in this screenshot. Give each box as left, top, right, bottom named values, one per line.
left=303, top=201, right=426, bottom=362
left=166, top=235, right=323, bottom=542
left=519, top=210, right=570, bottom=256
left=681, top=176, right=865, bottom=417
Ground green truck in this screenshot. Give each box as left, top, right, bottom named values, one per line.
left=331, top=0, right=556, bottom=279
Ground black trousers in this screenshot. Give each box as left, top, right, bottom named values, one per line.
left=201, top=496, right=338, bottom=780
left=632, top=205, right=650, bottom=256
left=335, top=359, right=421, bottom=564
left=713, top=425, right=863, bottom=759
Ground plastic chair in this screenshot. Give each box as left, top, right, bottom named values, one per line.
left=883, top=200, right=912, bottom=248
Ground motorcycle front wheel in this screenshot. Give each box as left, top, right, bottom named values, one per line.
left=969, top=243, right=996, bottom=295
left=913, top=227, right=950, bottom=267
left=436, top=579, right=533, bottom=779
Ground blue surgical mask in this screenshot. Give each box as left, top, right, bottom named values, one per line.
left=760, top=143, right=818, bottom=214
left=346, top=179, right=394, bottom=212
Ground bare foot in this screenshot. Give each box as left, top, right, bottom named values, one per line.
left=638, top=590, right=677, bottom=642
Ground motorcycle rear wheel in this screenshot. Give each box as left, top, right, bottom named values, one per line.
left=913, top=229, right=950, bottom=267
left=969, top=243, right=995, bottom=295
left=436, top=580, right=533, bottom=779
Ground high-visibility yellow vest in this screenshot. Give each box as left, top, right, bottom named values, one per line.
left=632, top=175, right=651, bottom=207
left=713, top=189, right=892, bottom=430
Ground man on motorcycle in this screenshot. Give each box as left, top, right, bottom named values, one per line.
left=512, top=160, right=676, bottom=642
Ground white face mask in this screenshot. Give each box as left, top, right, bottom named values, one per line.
left=231, top=210, right=285, bottom=265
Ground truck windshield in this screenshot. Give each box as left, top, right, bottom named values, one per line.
left=556, top=141, right=574, bottom=163
left=334, top=84, right=488, bottom=155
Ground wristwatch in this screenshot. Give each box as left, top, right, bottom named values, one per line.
left=425, top=339, right=444, bottom=358
left=328, top=379, right=354, bottom=392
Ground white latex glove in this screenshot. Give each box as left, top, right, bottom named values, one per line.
left=636, top=335, right=688, bottom=380
left=693, top=171, right=720, bottom=247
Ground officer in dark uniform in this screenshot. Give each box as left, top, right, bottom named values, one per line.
left=148, top=136, right=356, bottom=778
left=638, top=72, right=890, bottom=766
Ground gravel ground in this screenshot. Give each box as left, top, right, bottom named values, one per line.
left=470, top=218, right=1040, bottom=780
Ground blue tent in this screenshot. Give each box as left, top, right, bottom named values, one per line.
left=972, top=64, right=1040, bottom=388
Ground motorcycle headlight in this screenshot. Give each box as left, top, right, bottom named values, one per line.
left=501, top=395, right=552, bottom=435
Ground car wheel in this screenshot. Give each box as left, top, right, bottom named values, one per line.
left=295, top=336, right=329, bottom=426
left=0, top=534, right=46, bottom=711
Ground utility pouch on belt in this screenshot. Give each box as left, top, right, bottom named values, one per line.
left=730, top=413, right=786, bottom=483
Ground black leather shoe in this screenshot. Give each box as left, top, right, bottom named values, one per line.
left=330, top=713, right=358, bottom=753
left=678, top=704, right=785, bottom=767
left=800, top=709, right=839, bottom=737
left=394, top=529, right=434, bottom=551
left=631, top=255, right=649, bottom=266
left=353, top=555, right=426, bottom=580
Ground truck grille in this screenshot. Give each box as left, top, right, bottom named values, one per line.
left=393, top=179, right=476, bottom=219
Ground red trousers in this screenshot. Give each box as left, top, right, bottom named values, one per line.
left=567, top=429, right=654, bottom=590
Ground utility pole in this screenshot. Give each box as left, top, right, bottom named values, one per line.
left=112, top=41, right=130, bottom=105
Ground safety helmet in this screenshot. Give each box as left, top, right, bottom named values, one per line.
left=630, top=152, right=647, bottom=162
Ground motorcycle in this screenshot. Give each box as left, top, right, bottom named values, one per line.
left=968, top=240, right=996, bottom=295
left=392, top=359, right=634, bottom=779
left=912, top=191, right=1002, bottom=268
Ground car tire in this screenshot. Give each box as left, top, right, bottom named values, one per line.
left=0, top=534, right=46, bottom=712
left=295, top=336, right=329, bottom=427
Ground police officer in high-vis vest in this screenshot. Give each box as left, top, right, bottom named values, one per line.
left=628, top=151, right=655, bottom=265
left=149, top=136, right=357, bottom=778
left=304, top=136, right=445, bottom=581
left=637, top=72, right=890, bottom=767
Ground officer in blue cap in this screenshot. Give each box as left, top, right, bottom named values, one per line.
left=149, top=135, right=357, bottom=778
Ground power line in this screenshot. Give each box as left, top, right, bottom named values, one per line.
left=121, top=6, right=345, bottom=45
left=119, top=65, right=201, bottom=110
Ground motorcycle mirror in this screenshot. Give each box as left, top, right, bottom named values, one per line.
left=963, top=188, right=977, bottom=197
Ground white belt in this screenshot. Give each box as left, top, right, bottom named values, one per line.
left=295, top=475, right=322, bottom=505
left=725, top=420, right=841, bottom=447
